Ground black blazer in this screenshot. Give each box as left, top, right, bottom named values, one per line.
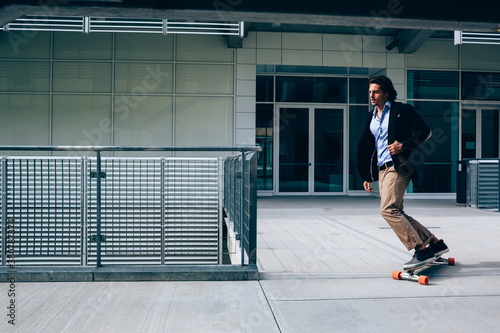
left=357, top=102, right=431, bottom=187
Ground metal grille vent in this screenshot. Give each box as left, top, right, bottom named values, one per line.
left=1, top=16, right=244, bottom=37
left=467, top=160, right=500, bottom=211
left=455, top=31, right=500, bottom=45
left=1, top=16, right=84, bottom=32
left=477, top=162, right=499, bottom=209
left=89, top=17, right=163, bottom=33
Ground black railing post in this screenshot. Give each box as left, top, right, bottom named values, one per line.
left=90, top=151, right=107, bottom=267
left=96, top=150, right=103, bottom=267
left=240, top=151, right=245, bottom=266
left=160, top=157, right=166, bottom=265
left=248, top=153, right=258, bottom=265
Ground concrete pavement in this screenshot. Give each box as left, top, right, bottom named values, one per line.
left=2, top=197, right=500, bottom=332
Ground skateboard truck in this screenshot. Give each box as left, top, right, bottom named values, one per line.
left=392, top=256, right=455, bottom=285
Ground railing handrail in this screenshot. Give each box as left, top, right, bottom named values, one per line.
left=0, top=145, right=262, bottom=152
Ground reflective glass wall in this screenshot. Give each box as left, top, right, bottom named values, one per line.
left=408, top=49, right=500, bottom=193
left=407, top=70, right=460, bottom=193
left=256, top=65, right=370, bottom=192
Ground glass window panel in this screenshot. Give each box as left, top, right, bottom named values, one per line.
left=114, top=96, right=173, bottom=157
left=349, top=78, right=369, bottom=104
left=53, top=32, right=112, bottom=60
left=279, top=108, right=309, bottom=192
left=407, top=39, right=459, bottom=69
left=115, top=63, right=173, bottom=94
left=0, top=61, right=50, bottom=92
left=176, top=35, right=234, bottom=62
left=0, top=94, right=50, bottom=155
left=52, top=95, right=112, bottom=148
left=115, top=33, right=173, bottom=61
left=256, top=76, right=274, bottom=102
left=314, top=108, right=343, bottom=193
left=462, top=72, right=500, bottom=101
left=53, top=62, right=112, bottom=93
left=256, top=65, right=275, bottom=73
left=462, top=44, right=500, bottom=71
left=409, top=101, right=459, bottom=193
left=481, top=110, right=499, bottom=158
left=407, top=70, right=459, bottom=100
left=276, top=76, right=347, bottom=103
left=175, top=96, right=233, bottom=147
left=349, top=67, right=369, bottom=75
left=349, top=105, right=371, bottom=191
left=256, top=104, right=274, bottom=191
left=176, top=64, right=233, bottom=95
left=461, top=109, right=476, bottom=159
left=0, top=31, right=50, bottom=59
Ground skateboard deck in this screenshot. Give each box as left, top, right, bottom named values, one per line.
left=392, top=255, right=455, bottom=285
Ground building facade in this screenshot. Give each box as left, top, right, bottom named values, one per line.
left=1, top=2, right=499, bottom=197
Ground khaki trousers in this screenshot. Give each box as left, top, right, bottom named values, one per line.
left=379, top=166, right=434, bottom=251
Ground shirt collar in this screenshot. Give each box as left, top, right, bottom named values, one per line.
left=372, top=100, right=392, bottom=117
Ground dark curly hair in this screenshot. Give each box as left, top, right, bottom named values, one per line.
left=369, top=75, right=398, bottom=102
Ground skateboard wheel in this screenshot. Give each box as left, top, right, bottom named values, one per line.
left=418, top=275, right=429, bottom=285
left=448, top=257, right=455, bottom=266
left=392, top=271, right=402, bottom=280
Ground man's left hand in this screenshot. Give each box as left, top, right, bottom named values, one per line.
left=388, top=140, right=403, bottom=155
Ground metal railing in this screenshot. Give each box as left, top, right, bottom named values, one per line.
left=223, top=152, right=258, bottom=265
left=0, top=145, right=261, bottom=267
left=466, top=158, right=500, bottom=212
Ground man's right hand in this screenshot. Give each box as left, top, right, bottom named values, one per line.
left=363, top=181, right=374, bottom=192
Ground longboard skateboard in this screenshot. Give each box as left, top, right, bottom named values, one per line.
left=392, top=255, right=455, bottom=285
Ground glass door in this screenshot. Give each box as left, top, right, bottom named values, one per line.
left=276, top=106, right=345, bottom=194
left=481, top=109, right=500, bottom=158
left=462, top=107, right=500, bottom=159
left=277, top=107, right=310, bottom=192
left=314, top=108, right=344, bottom=193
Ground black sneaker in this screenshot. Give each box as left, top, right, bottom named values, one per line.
left=430, top=239, right=449, bottom=257
left=403, top=247, right=436, bottom=270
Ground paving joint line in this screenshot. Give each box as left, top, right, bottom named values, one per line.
left=268, top=294, right=500, bottom=303
left=258, top=280, right=283, bottom=333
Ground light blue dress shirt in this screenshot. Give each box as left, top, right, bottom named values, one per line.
left=370, top=101, right=393, bottom=167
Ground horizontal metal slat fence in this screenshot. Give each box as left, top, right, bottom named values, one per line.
left=223, top=152, right=258, bottom=265
left=87, top=158, right=164, bottom=265
left=466, top=159, right=500, bottom=211
left=0, top=146, right=261, bottom=267
left=164, top=158, right=220, bottom=265
left=1, top=158, right=5, bottom=266
left=6, top=157, right=83, bottom=266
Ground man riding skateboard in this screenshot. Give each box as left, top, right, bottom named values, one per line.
left=357, top=75, right=449, bottom=270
